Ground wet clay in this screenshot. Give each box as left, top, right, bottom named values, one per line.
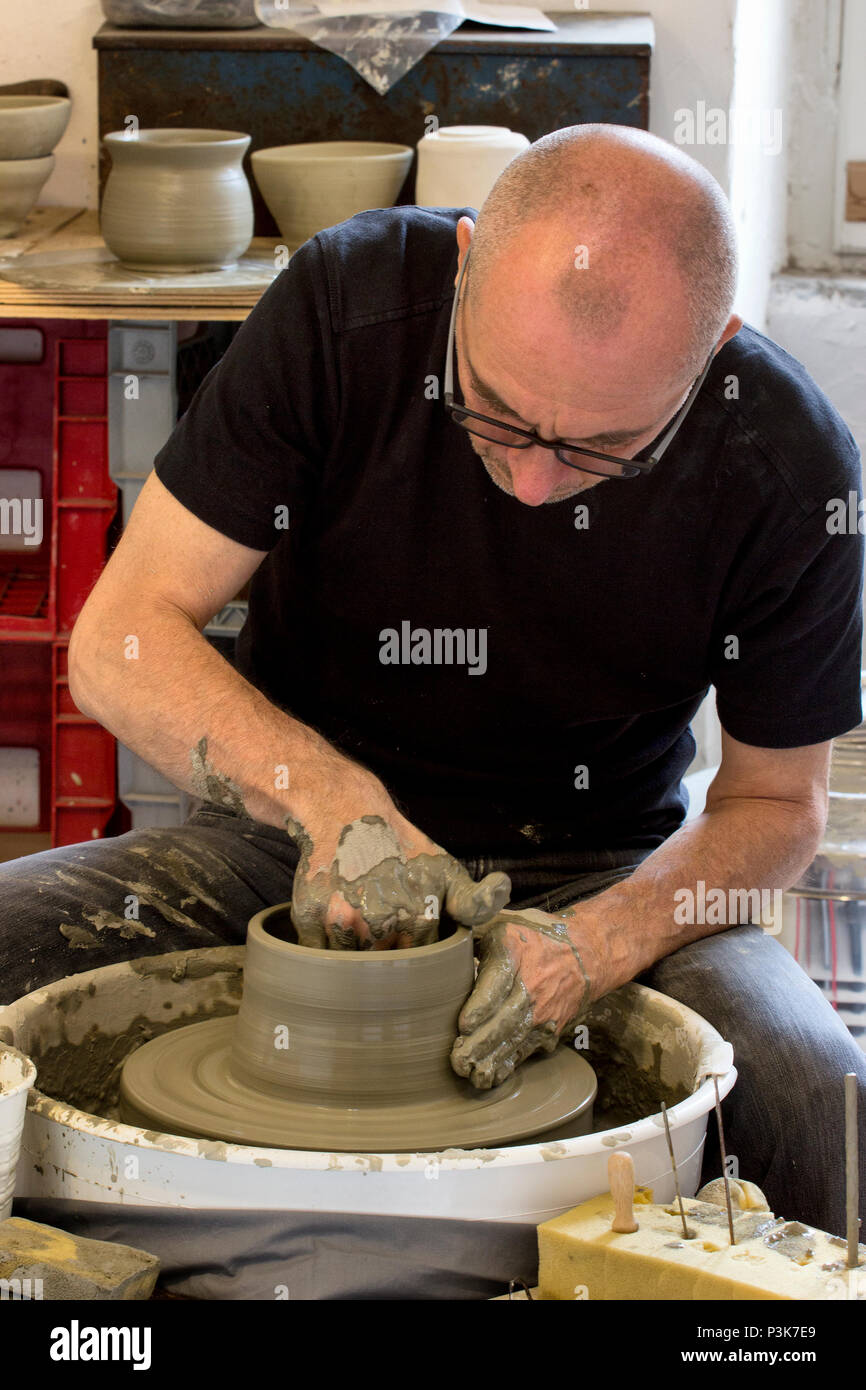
left=189, top=737, right=247, bottom=815
left=21, top=948, right=700, bottom=1157
left=118, top=909, right=597, bottom=1153
left=288, top=814, right=511, bottom=949
left=451, top=909, right=592, bottom=1091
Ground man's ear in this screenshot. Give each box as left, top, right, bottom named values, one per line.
left=714, top=313, right=744, bottom=354
left=454, top=215, right=475, bottom=286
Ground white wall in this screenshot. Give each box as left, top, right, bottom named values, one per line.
left=583, top=0, right=737, bottom=192
left=728, top=0, right=790, bottom=329
left=3, top=1, right=743, bottom=208
left=0, top=0, right=104, bottom=211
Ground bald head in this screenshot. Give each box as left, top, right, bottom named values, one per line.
left=467, top=124, right=738, bottom=384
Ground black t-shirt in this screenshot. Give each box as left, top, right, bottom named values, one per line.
left=154, top=206, right=864, bottom=859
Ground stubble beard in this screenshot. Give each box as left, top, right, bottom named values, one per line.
left=469, top=437, right=603, bottom=504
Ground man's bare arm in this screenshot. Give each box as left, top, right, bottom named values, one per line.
left=69, top=471, right=366, bottom=832
left=567, top=732, right=830, bottom=998
left=69, top=473, right=509, bottom=945
left=451, top=732, right=830, bottom=1086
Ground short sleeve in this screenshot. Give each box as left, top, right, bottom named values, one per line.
left=154, top=236, right=337, bottom=552
left=712, top=484, right=864, bottom=748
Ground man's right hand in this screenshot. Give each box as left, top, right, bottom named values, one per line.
left=288, top=778, right=510, bottom=950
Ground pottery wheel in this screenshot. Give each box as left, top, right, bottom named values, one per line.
left=119, top=1016, right=596, bottom=1153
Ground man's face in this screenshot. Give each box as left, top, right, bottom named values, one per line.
left=454, top=258, right=695, bottom=509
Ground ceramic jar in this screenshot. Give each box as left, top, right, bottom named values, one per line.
left=100, top=129, right=254, bottom=272
left=415, top=125, right=530, bottom=210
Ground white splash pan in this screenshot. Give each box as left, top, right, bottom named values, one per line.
left=1, top=947, right=735, bottom=1224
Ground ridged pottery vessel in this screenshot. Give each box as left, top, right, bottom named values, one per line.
left=119, top=907, right=597, bottom=1152
left=0, top=155, right=54, bottom=237
left=251, top=141, right=413, bottom=252
left=100, top=129, right=254, bottom=272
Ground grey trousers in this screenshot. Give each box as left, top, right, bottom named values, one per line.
left=2, top=803, right=864, bottom=1244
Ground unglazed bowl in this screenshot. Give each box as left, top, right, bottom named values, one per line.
left=0, top=155, right=55, bottom=237
left=0, top=96, right=71, bottom=160
left=251, top=141, right=413, bottom=251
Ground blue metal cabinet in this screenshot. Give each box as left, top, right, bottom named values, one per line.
left=94, top=13, right=652, bottom=235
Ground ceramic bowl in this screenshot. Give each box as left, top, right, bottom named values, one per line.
left=0, top=96, right=71, bottom=160
left=0, top=155, right=55, bottom=238
left=252, top=141, right=413, bottom=251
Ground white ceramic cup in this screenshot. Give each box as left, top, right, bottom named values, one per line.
left=415, top=125, right=530, bottom=210
left=0, top=1045, right=37, bottom=1221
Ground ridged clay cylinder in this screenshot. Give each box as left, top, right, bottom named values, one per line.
left=231, top=908, right=475, bottom=1103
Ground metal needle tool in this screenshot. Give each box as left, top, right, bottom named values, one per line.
left=661, top=1101, right=693, bottom=1239
left=845, top=1072, right=860, bottom=1272
left=713, top=1075, right=736, bottom=1246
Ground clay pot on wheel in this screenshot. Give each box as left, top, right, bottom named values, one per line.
left=119, top=906, right=597, bottom=1153
left=100, top=129, right=254, bottom=272
left=232, top=908, right=475, bottom=1102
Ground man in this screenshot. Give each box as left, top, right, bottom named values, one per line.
left=2, top=125, right=864, bottom=1241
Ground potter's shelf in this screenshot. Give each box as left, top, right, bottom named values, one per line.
left=0, top=208, right=281, bottom=321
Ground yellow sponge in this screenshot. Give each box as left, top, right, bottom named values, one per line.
left=538, top=1193, right=864, bottom=1301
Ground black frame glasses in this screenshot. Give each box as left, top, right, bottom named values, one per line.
left=443, top=245, right=715, bottom=479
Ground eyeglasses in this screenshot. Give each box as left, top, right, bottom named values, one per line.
left=443, top=245, right=715, bottom=479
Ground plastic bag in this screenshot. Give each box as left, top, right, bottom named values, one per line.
left=101, top=0, right=260, bottom=27
left=255, top=1, right=463, bottom=95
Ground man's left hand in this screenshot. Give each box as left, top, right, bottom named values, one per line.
left=450, top=908, right=592, bottom=1089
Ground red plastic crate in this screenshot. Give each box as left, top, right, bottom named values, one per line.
left=0, top=322, right=119, bottom=846
left=58, top=339, right=106, bottom=377
left=59, top=377, right=107, bottom=417
left=52, top=335, right=116, bottom=639
left=0, top=566, right=49, bottom=623
left=56, top=420, right=111, bottom=498
left=0, top=641, right=51, bottom=830
left=55, top=506, right=115, bottom=636
left=52, top=804, right=115, bottom=845
left=0, top=321, right=109, bottom=640
left=51, top=639, right=116, bottom=847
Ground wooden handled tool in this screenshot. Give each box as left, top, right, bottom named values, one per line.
left=608, top=1151, right=639, bottom=1233
left=845, top=1072, right=860, bottom=1271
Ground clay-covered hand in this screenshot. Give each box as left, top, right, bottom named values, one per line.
left=289, top=813, right=511, bottom=950
left=450, top=908, right=592, bottom=1089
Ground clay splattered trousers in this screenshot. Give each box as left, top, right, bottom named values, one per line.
left=1, top=802, right=865, bottom=1263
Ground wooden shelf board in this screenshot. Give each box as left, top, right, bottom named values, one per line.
left=0, top=209, right=279, bottom=322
